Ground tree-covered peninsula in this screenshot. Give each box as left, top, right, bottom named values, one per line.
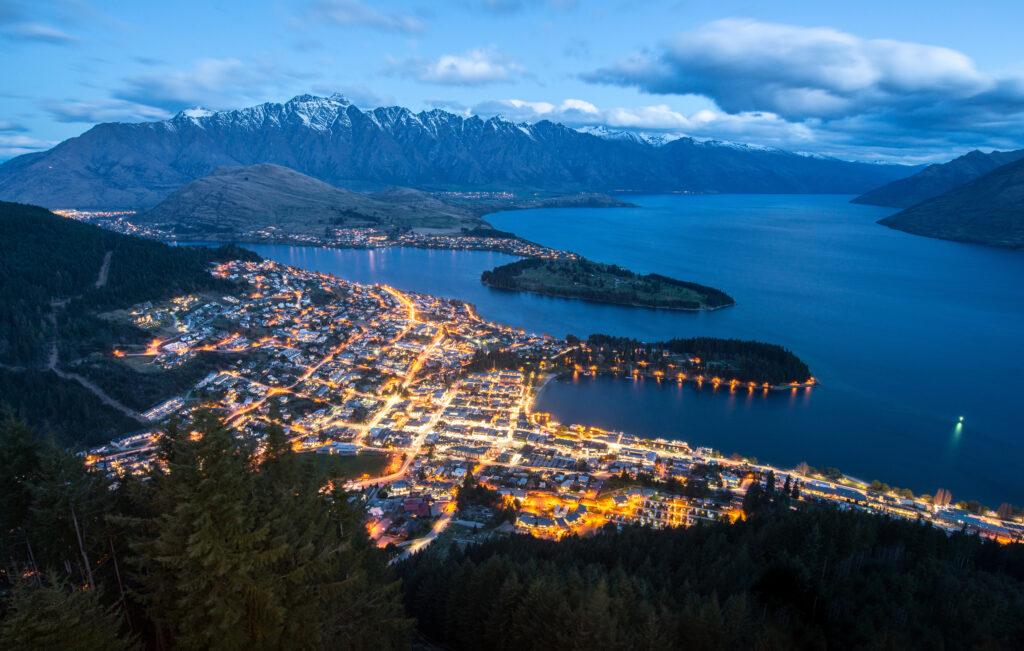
left=569, top=334, right=813, bottom=386
left=480, top=257, right=735, bottom=310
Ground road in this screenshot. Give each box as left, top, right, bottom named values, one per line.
left=38, top=251, right=146, bottom=422
left=388, top=506, right=456, bottom=565
left=94, top=250, right=112, bottom=288
left=347, top=381, right=460, bottom=490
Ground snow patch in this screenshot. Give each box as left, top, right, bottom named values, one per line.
left=575, top=125, right=684, bottom=147
left=182, top=108, right=214, bottom=119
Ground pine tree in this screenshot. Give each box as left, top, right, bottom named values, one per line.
left=125, top=414, right=285, bottom=649
left=0, top=414, right=44, bottom=529
left=0, top=573, right=133, bottom=650
left=122, top=412, right=410, bottom=649
left=483, top=572, right=523, bottom=651
left=255, top=413, right=410, bottom=649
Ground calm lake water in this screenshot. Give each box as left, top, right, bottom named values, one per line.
left=237, top=194, right=1024, bottom=505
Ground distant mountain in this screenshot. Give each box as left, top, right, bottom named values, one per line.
left=879, top=157, right=1024, bottom=249
left=140, top=164, right=638, bottom=240
left=0, top=94, right=916, bottom=209
left=853, top=149, right=1024, bottom=208
left=139, top=163, right=483, bottom=237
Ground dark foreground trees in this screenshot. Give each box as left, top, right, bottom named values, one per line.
left=0, top=413, right=410, bottom=649
left=4, top=408, right=1024, bottom=649
left=398, top=507, right=1024, bottom=650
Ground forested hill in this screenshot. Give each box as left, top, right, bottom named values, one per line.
left=0, top=201, right=255, bottom=365
left=399, top=507, right=1024, bottom=649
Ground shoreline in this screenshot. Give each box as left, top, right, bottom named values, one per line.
left=546, top=368, right=816, bottom=392
left=181, top=236, right=737, bottom=313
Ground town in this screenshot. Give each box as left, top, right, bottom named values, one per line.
left=54, top=209, right=581, bottom=261
left=84, top=258, right=1024, bottom=556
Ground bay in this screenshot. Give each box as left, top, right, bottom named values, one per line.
left=237, top=194, right=1024, bottom=505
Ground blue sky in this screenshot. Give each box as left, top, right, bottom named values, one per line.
left=3, top=0, right=1024, bottom=162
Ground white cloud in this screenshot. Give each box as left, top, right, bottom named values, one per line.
left=309, top=0, right=423, bottom=33
left=42, top=98, right=172, bottom=123
left=585, top=18, right=997, bottom=121
left=1, top=21, right=76, bottom=44
left=389, top=47, right=529, bottom=86
left=0, top=134, right=58, bottom=158
left=117, top=58, right=250, bottom=110
left=472, top=97, right=813, bottom=144
left=578, top=18, right=1024, bottom=160
left=114, top=58, right=319, bottom=112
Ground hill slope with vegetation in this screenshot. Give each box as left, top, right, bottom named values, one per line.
left=399, top=505, right=1024, bottom=650
left=0, top=200, right=256, bottom=443
left=139, top=163, right=488, bottom=237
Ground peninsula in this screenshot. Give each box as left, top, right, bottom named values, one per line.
left=480, top=257, right=735, bottom=311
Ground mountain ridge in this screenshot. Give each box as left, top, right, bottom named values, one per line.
left=879, top=157, right=1024, bottom=249
left=0, top=94, right=917, bottom=209
left=853, top=148, right=1024, bottom=208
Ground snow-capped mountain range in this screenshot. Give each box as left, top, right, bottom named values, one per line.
left=0, top=93, right=914, bottom=209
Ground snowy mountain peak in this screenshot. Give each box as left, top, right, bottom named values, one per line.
left=575, top=125, right=684, bottom=147
left=179, top=107, right=215, bottom=119
left=286, top=93, right=349, bottom=107
left=0, top=92, right=910, bottom=210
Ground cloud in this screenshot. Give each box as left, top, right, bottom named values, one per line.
left=471, top=97, right=815, bottom=146
left=0, top=120, right=27, bottom=132
left=114, top=58, right=319, bottom=112
left=388, top=47, right=529, bottom=86
left=585, top=19, right=996, bottom=120
left=0, top=134, right=58, bottom=158
left=116, top=58, right=249, bottom=110
left=580, top=19, right=1024, bottom=160
left=42, top=98, right=172, bottom=123
left=1, top=21, right=77, bottom=44
left=308, top=0, right=423, bottom=33
left=0, top=1, right=96, bottom=45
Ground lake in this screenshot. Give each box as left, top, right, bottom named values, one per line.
left=237, top=194, right=1024, bottom=506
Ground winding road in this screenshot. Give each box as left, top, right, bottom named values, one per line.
left=43, top=250, right=145, bottom=423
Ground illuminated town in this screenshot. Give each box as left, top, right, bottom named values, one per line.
left=53, top=209, right=580, bottom=260
left=83, top=258, right=1024, bottom=554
